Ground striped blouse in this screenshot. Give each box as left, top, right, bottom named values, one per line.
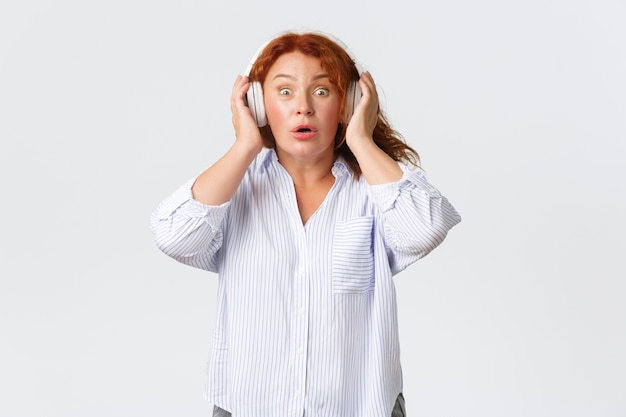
left=151, top=148, right=461, bottom=417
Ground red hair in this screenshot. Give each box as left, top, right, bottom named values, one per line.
left=249, top=32, right=419, bottom=176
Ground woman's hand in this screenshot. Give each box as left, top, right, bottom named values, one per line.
left=231, top=75, right=264, bottom=155
left=190, top=76, right=266, bottom=205
left=345, top=71, right=379, bottom=150
left=344, top=72, right=403, bottom=184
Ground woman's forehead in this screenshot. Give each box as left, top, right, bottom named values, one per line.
left=266, top=52, right=328, bottom=80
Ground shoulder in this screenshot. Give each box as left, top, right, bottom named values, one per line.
left=247, top=148, right=276, bottom=174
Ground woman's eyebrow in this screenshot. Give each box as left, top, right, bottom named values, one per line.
left=271, top=73, right=330, bottom=81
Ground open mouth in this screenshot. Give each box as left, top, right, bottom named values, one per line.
left=292, top=125, right=317, bottom=140
left=293, top=125, right=316, bottom=133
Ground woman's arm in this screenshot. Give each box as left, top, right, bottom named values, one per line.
left=151, top=75, right=264, bottom=271
left=347, top=72, right=460, bottom=272
left=344, top=71, right=403, bottom=185
left=191, top=75, right=264, bottom=205
left=150, top=179, right=228, bottom=272
left=368, top=168, right=461, bottom=274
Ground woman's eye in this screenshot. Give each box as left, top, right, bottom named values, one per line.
left=279, top=88, right=291, bottom=95
left=314, top=88, right=329, bottom=96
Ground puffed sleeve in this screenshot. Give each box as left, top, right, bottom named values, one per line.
left=150, top=177, right=230, bottom=273
left=367, top=166, right=461, bottom=274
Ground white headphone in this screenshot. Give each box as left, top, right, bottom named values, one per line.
left=244, top=31, right=364, bottom=127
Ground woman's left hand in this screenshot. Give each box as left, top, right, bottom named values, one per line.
left=345, top=71, right=379, bottom=150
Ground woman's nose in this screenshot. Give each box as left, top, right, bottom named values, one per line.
left=296, top=94, right=314, bottom=116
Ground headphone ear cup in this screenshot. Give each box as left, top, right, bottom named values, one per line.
left=245, top=81, right=267, bottom=127
left=344, top=80, right=362, bottom=124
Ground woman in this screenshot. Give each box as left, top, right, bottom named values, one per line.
left=151, top=31, right=461, bottom=417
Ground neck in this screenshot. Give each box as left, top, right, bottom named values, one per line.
left=275, top=150, right=336, bottom=188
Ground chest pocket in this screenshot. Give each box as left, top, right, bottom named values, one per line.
left=332, top=216, right=375, bottom=294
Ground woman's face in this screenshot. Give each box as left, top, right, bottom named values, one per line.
left=263, top=51, right=341, bottom=164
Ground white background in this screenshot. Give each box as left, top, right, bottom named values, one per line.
left=1, top=0, right=625, bottom=416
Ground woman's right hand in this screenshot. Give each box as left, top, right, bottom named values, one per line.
left=231, top=75, right=264, bottom=155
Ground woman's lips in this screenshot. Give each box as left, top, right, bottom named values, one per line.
left=292, top=125, right=317, bottom=140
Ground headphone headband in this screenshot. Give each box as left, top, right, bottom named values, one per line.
left=245, top=30, right=365, bottom=76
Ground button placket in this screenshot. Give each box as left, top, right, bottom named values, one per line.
left=291, top=227, right=309, bottom=409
